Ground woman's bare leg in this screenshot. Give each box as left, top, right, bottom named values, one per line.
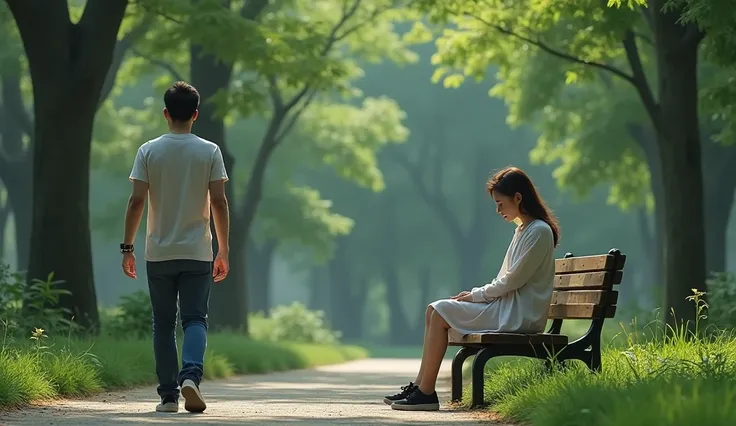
left=417, top=310, right=450, bottom=395
left=413, top=305, right=434, bottom=385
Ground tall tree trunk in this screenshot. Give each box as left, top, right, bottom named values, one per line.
left=381, top=193, right=412, bottom=345
left=408, top=266, right=432, bottom=342
left=0, top=193, right=8, bottom=261
left=652, top=1, right=706, bottom=327
left=0, top=58, right=33, bottom=272
left=327, top=238, right=363, bottom=341
left=7, top=171, right=31, bottom=272
left=701, top=140, right=736, bottom=275
left=188, top=0, right=271, bottom=332
left=247, top=237, right=276, bottom=314
left=0, top=142, right=32, bottom=275
left=189, top=36, right=245, bottom=330
left=636, top=207, right=655, bottom=282
left=627, top=123, right=665, bottom=287
left=308, top=265, right=329, bottom=313
left=6, top=0, right=129, bottom=330
left=458, top=151, right=493, bottom=289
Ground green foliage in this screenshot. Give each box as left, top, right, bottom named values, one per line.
left=706, top=273, right=736, bottom=329
left=0, top=264, right=74, bottom=337
left=250, top=302, right=341, bottom=345
left=673, top=0, right=736, bottom=66
left=90, top=0, right=416, bottom=262
left=411, top=0, right=656, bottom=211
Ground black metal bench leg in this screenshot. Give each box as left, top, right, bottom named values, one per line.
left=451, top=347, right=479, bottom=402
left=589, top=344, right=602, bottom=373
left=470, top=348, right=494, bottom=408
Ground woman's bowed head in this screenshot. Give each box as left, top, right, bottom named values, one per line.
left=487, top=166, right=560, bottom=246
left=386, top=166, right=560, bottom=412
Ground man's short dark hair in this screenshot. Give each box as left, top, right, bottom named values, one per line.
left=164, top=81, right=200, bottom=122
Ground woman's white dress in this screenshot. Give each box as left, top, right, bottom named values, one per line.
left=430, top=219, right=555, bottom=341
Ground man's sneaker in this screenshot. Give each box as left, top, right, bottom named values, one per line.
left=156, top=397, right=179, bottom=413
left=391, top=388, right=440, bottom=411
left=181, top=379, right=207, bottom=413
left=383, top=382, right=418, bottom=405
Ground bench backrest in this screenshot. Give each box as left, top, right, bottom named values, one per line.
left=548, top=249, right=626, bottom=320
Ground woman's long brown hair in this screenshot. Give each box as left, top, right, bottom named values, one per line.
left=487, top=166, right=561, bottom=247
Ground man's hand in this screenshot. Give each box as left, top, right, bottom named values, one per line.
left=213, top=253, right=230, bottom=283
left=122, top=252, right=137, bottom=279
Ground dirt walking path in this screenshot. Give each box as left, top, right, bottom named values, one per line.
left=1, top=358, right=499, bottom=425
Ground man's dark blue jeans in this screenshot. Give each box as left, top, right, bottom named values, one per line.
left=147, top=259, right=211, bottom=401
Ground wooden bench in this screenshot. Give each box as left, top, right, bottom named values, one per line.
left=449, top=248, right=626, bottom=407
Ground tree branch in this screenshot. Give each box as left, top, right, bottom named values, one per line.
left=622, top=30, right=660, bottom=129
left=633, top=31, right=653, bottom=47
left=267, top=76, right=285, bottom=113
left=277, top=0, right=363, bottom=113
left=468, top=15, right=637, bottom=85
left=99, top=17, right=153, bottom=106
left=77, top=0, right=130, bottom=80
left=133, top=48, right=186, bottom=81
left=389, top=149, right=467, bottom=250
left=333, top=1, right=402, bottom=43
left=273, top=88, right=318, bottom=145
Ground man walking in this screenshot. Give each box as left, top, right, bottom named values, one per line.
left=120, top=81, right=230, bottom=414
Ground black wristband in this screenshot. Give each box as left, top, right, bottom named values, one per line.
left=120, top=243, right=134, bottom=253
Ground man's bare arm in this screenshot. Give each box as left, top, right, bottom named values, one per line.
left=124, top=179, right=148, bottom=245
left=209, top=179, right=230, bottom=255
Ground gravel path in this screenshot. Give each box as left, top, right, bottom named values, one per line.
left=0, top=358, right=498, bottom=425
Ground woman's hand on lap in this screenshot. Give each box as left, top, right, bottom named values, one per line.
left=450, top=291, right=473, bottom=302
left=450, top=291, right=470, bottom=300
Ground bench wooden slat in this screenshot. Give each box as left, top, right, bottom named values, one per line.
left=455, top=332, right=568, bottom=346
left=555, top=254, right=615, bottom=274
left=551, top=290, right=618, bottom=305
left=547, top=303, right=617, bottom=319
left=553, top=270, right=623, bottom=290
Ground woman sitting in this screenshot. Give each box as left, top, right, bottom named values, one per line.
left=385, top=166, right=560, bottom=411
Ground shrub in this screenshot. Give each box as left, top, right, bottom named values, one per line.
left=250, top=302, right=341, bottom=345
left=0, top=263, right=74, bottom=338
left=103, top=290, right=153, bottom=339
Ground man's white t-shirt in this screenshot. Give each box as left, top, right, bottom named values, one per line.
left=129, top=132, right=229, bottom=262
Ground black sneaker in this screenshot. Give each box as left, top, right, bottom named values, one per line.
left=391, top=388, right=440, bottom=411
left=383, top=382, right=418, bottom=405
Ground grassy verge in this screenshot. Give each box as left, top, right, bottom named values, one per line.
left=465, top=302, right=736, bottom=425
left=0, top=332, right=367, bottom=410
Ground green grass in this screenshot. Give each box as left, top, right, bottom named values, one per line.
left=467, top=306, right=736, bottom=425
left=0, top=332, right=367, bottom=410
